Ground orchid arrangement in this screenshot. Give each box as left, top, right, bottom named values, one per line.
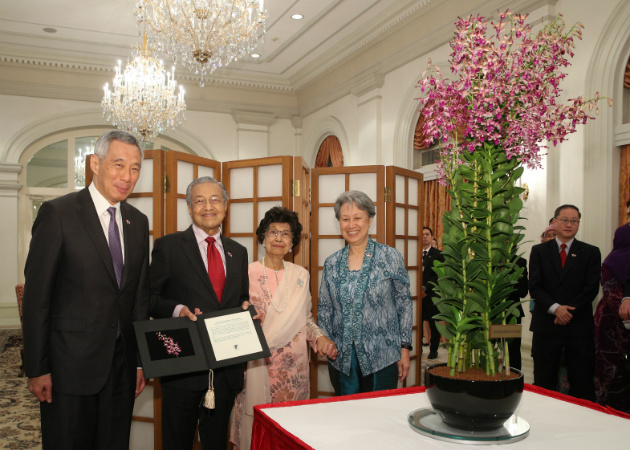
left=418, top=11, right=609, bottom=377
left=156, top=331, right=182, bottom=357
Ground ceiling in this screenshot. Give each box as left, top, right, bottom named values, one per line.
left=0, top=0, right=430, bottom=86
left=0, top=0, right=552, bottom=117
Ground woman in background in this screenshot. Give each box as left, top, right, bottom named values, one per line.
left=594, top=223, right=630, bottom=413
left=318, top=191, right=412, bottom=395
left=231, top=207, right=336, bottom=450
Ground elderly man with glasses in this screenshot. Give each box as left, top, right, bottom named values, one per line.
left=149, top=176, right=250, bottom=450
left=529, top=204, right=601, bottom=401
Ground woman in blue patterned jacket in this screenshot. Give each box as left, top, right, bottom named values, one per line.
left=318, top=190, right=412, bottom=395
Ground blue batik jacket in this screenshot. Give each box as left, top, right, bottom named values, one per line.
left=318, top=238, right=412, bottom=376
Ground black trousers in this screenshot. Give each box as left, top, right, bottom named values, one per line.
left=532, top=332, right=595, bottom=401
left=40, top=337, right=134, bottom=450
left=161, top=382, right=238, bottom=450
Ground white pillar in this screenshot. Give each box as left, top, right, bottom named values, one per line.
left=232, top=111, right=276, bottom=160
left=0, top=164, right=22, bottom=326
left=351, top=73, right=384, bottom=165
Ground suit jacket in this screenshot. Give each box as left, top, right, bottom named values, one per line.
left=529, top=239, right=601, bottom=337
left=423, top=246, right=445, bottom=303
left=149, top=226, right=249, bottom=391
left=22, top=188, right=150, bottom=395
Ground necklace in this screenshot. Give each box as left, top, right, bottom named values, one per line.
left=262, top=257, right=289, bottom=313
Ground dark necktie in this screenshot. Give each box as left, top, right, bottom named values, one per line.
left=560, top=243, right=567, bottom=268
left=107, top=207, right=123, bottom=287
left=206, top=237, right=225, bottom=302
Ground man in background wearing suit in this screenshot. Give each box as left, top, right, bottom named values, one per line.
left=22, top=130, right=150, bottom=450
left=422, top=227, right=445, bottom=360
left=529, top=204, right=601, bottom=401
left=150, top=177, right=249, bottom=450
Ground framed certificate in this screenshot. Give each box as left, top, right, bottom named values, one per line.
left=134, top=306, right=270, bottom=379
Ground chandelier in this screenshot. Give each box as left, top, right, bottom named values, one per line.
left=135, top=0, right=267, bottom=86
left=102, top=36, right=186, bottom=140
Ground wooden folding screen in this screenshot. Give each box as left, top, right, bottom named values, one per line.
left=385, top=166, right=424, bottom=388
left=164, top=151, right=222, bottom=235
left=309, top=166, right=423, bottom=398
left=87, top=152, right=422, bottom=447
left=221, top=156, right=294, bottom=263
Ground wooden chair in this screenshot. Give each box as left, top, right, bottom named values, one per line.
left=15, top=283, right=25, bottom=377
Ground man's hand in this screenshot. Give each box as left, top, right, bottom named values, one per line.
left=135, top=368, right=147, bottom=398
left=179, top=306, right=202, bottom=321
left=619, top=298, right=630, bottom=321
left=241, top=301, right=261, bottom=320
left=28, top=374, right=52, bottom=403
left=554, top=305, right=575, bottom=325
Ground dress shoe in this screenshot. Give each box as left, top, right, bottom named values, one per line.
left=427, top=351, right=438, bottom=359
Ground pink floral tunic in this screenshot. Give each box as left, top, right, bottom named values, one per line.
left=230, top=261, right=324, bottom=450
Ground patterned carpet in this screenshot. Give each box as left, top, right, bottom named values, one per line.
left=0, top=329, right=41, bottom=449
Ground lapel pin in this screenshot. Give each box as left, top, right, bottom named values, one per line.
left=125, top=219, right=131, bottom=225
left=571, top=254, right=576, bottom=257
left=227, top=252, right=232, bottom=258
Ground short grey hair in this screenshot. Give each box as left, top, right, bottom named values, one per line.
left=333, top=190, right=376, bottom=220
left=93, top=130, right=143, bottom=161
left=185, top=177, right=229, bottom=205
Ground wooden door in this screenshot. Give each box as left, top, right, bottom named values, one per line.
left=385, top=166, right=424, bottom=386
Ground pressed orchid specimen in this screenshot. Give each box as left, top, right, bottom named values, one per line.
left=418, top=11, right=609, bottom=377
left=156, top=331, right=182, bottom=357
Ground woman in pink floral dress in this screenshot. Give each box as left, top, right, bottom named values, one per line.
left=230, top=207, right=337, bottom=450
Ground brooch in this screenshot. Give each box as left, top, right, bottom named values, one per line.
left=297, top=278, right=304, bottom=288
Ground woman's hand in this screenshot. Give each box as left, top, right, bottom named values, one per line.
left=398, top=348, right=410, bottom=382
left=315, top=336, right=338, bottom=360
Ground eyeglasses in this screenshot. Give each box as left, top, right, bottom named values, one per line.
left=266, top=229, right=293, bottom=239
left=191, top=197, right=223, bottom=207
left=556, top=218, right=580, bottom=226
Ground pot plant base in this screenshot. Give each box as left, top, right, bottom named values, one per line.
left=424, top=363, right=525, bottom=431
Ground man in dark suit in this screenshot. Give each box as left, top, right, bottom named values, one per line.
left=529, top=204, right=601, bottom=401
left=150, top=177, right=249, bottom=450
left=422, top=227, right=445, bottom=360
left=22, top=130, right=150, bottom=450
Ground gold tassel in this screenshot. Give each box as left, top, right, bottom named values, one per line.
left=203, top=369, right=215, bottom=409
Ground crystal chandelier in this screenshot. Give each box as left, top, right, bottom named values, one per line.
left=102, top=36, right=186, bottom=140
left=135, top=0, right=267, bottom=86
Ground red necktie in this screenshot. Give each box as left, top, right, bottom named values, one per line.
left=205, top=237, right=225, bottom=302
left=560, top=243, right=567, bottom=268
